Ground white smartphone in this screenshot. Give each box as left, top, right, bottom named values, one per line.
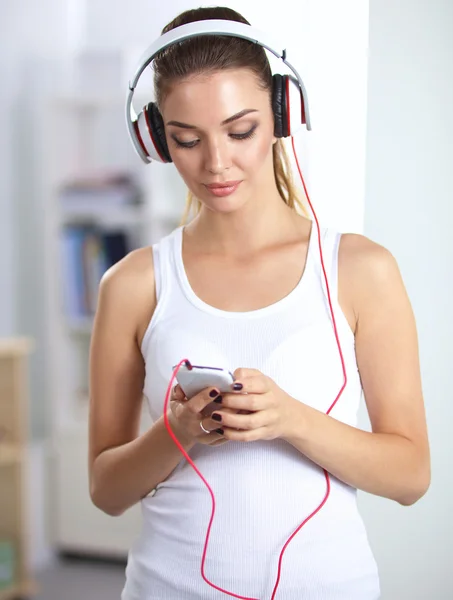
left=175, top=362, right=250, bottom=421
left=175, top=363, right=235, bottom=399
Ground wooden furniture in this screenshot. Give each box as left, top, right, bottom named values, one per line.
left=0, top=338, right=35, bottom=599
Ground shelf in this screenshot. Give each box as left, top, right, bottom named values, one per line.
left=52, top=92, right=151, bottom=111
left=0, top=445, right=23, bottom=466
left=0, top=344, right=34, bottom=596
left=0, top=339, right=34, bottom=358
left=0, top=580, right=36, bottom=600
left=60, top=204, right=148, bottom=228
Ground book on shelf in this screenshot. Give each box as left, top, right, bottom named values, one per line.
left=60, top=225, right=129, bottom=324
left=58, top=171, right=142, bottom=212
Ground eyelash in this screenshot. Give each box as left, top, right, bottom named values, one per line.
left=173, top=126, right=258, bottom=149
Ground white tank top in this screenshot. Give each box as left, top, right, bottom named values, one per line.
left=122, top=223, right=380, bottom=600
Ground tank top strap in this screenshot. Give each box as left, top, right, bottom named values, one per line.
left=141, top=227, right=182, bottom=356
left=151, top=238, right=164, bottom=302
left=325, top=226, right=343, bottom=296
left=310, top=224, right=343, bottom=301
left=152, top=227, right=182, bottom=300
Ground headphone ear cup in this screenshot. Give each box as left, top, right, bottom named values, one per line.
left=272, top=74, right=307, bottom=138
left=272, top=74, right=287, bottom=138
left=147, top=103, right=172, bottom=163
left=135, top=102, right=172, bottom=163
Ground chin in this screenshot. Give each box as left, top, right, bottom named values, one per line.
left=197, top=185, right=250, bottom=215
left=205, top=196, right=249, bottom=215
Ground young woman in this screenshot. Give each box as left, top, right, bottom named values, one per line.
left=88, top=6, right=430, bottom=599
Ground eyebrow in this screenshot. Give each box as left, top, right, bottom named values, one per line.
left=166, top=108, right=259, bottom=129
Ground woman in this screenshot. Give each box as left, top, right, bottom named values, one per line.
left=88, top=6, right=430, bottom=599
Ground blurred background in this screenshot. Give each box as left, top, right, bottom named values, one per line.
left=0, top=0, right=452, bottom=599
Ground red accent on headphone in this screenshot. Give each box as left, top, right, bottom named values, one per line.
left=162, top=139, right=347, bottom=599
left=300, top=89, right=306, bottom=126
left=133, top=120, right=150, bottom=158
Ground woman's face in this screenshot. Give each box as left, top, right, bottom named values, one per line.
left=161, top=68, right=277, bottom=214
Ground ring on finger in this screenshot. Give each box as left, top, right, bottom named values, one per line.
left=199, top=419, right=210, bottom=434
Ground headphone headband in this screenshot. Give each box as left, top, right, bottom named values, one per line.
left=126, top=19, right=311, bottom=163
left=128, top=20, right=286, bottom=91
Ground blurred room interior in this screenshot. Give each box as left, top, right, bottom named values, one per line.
left=0, top=0, right=452, bottom=599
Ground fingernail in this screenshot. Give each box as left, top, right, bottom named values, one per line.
left=209, top=389, right=219, bottom=398
left=232, top=382, right=243, bottom=391
left=214, top=395, right=222, bottom=404
left=211, top=413, right=222, bottom=422
left=215, top=428, right=224, bottom=435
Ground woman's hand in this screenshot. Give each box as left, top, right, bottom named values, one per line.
left=204, top=368, right=300, bottom=442
left=167, top=384, right=231, bottom=447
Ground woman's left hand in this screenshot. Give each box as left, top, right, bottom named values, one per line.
left=209, top=368, right=300, bottom=442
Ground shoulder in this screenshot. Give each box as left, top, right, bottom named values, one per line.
left=98, top=225, right=178, bottom=310
left=100, top=246, right=155, bottom=295
left=337, top=232, right=405, bottom=330
left=339, top=232, right=401, bottom=286
left=97, top=246, right=156, bottom=344
left=338, top=232, right=398, bottom=275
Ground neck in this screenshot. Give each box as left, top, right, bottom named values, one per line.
left=184, top=176, right=309, bottom=257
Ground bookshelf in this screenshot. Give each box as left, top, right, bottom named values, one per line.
left=38, top=89, right=185, bottom=557
left=0, top=338, right=35, bottom=598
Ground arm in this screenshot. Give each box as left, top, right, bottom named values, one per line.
left=88, top=249, right=195, bottom=517
left=282, top=235, right=431, bottom=505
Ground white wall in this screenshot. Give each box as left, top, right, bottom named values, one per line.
left=358, top=0, right=453, bottom=598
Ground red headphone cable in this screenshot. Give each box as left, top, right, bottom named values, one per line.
left=161, top=138, right=348, bottom=599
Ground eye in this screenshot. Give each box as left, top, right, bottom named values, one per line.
left=172, top=136, right=199, bottom=149
left=230, top=125, right=258, bottom=141
left=171, top=124, right=259, bottom=150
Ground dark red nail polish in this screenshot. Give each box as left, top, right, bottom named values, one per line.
left=216, top=428, right=224, bottom=435
left=214, top=395, right=222, bottom=404
left=232, top=382, right=243, bottom=391
left=212, top=413, right=222, bottom=422
left=209, top=389, right=219, bottom=398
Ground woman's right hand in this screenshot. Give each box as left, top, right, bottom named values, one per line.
left=167, top=384, right=230, bottom=447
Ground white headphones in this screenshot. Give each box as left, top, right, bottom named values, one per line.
left=125, top=19, right=312, bottom=164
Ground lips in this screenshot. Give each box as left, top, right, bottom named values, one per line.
left=205, top=180, right=242, bottom=190
left=204, top=181, right=242, bottom=197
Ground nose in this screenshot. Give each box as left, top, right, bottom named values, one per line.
left=204, top=137, right=231, bottom=174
